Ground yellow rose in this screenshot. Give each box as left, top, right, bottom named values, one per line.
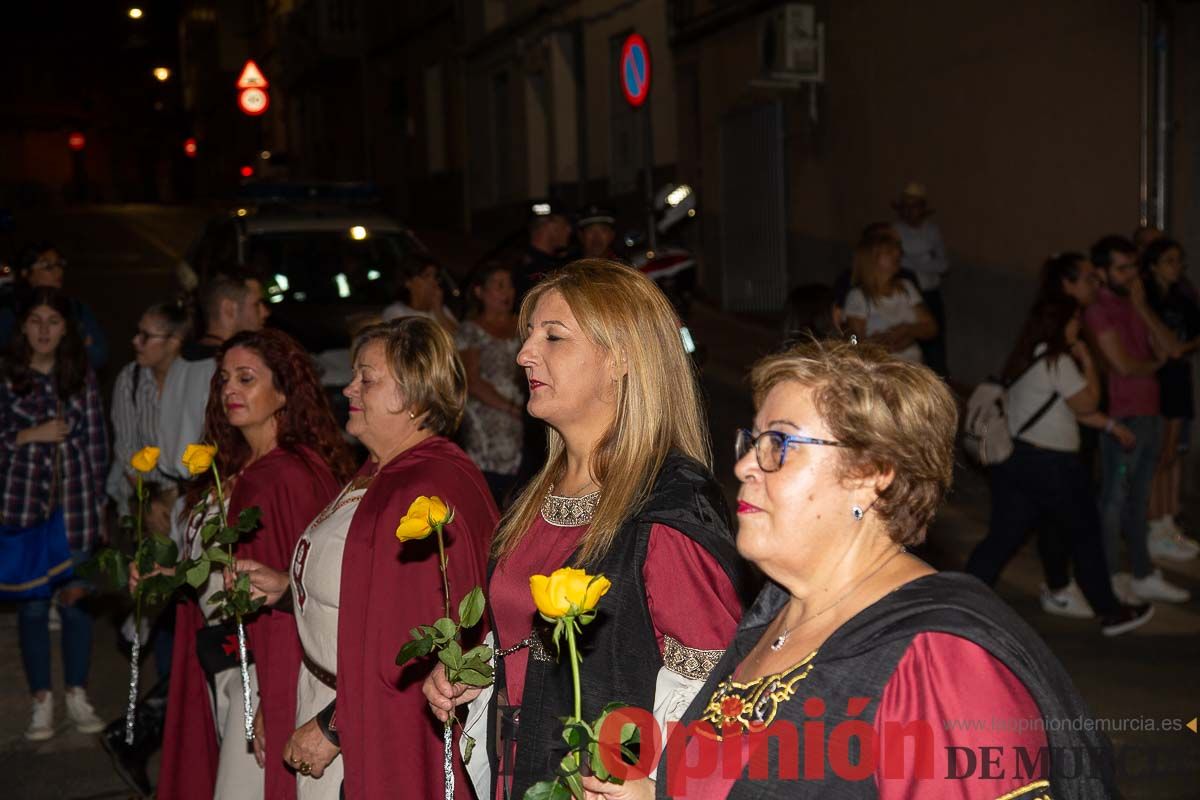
left=396, top=495, right=453, bottom=542
left=181, top=443, right=217, bottom=476
left=529, top=567, right=611, bottom=619
left=130, top=446, right=161, bottom=473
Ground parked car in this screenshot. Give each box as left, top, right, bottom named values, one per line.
left=181, top=184, right=457, bottom=389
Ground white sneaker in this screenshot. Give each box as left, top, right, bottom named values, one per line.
left=64, top=687, right=105, bottom=734
left=1110, top=572, right=1141, bottom=605
left=1162, top=518, right=1200, bottom=556
left=1148, top=526, right=1199, bottom=561
left=1129, top=570, right=1191, bottom=603
left=1040, top=581, right=1095, bottom=619
left=25, top=694, right=54, bottom=741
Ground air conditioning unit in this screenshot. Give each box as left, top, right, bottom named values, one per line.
left=760, top=4, right=824, bottom=84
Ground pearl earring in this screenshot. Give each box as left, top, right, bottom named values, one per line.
left=852, top=506, right=864, bottom=520
left=408, top=411, right=416, bottom=420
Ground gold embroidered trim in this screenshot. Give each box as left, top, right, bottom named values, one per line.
left=662, top=635, right=724, bottom=681
left=699, top=649, right=818, bottom=739
left=308, top=477, right=372, bottom=531
left=540, top=489, right=601, bottom=527
left=993, top=780, right=1052, bottom=800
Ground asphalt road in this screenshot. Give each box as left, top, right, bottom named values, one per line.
left=1, top=205, right=1197, bottom=799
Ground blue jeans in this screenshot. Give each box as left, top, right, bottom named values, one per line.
left=1099, top=415, right=1162, bottom=579
left=17, top=550, right=94, bottom=694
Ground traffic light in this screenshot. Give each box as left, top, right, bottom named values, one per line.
left=183, top=137, right=198, bottom=158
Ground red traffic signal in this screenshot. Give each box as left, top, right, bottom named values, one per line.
left=240, top=165, right=255, bottom=178
left=238, top=87, right=269, bottom=116
left=68, top=131, right=86, bottom=151
left=183, top=137, right=198, bottom=158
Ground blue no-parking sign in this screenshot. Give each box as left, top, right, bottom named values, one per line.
left=620, top=33, right=652, bottom=108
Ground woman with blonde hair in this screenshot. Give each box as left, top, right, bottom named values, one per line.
left=425, top=259, right=754, bottom=798
left=843, top=231, right=937, bottom=362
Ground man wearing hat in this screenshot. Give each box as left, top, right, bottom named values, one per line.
left=576, top=203, right=620, bottom=260
left=515, top=199, right=572, bottom=303
left=893, top=181, right=950, bottom=375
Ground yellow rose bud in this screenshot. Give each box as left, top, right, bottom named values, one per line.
left=396, top=495, right=452, bottom=542
left=130, top=446, right=161, bottom=474
left=426, top=496, right=452, bottom=527
left=529, top=567, right=611, bottom=619
left=181, top=443, right=217, bottom=475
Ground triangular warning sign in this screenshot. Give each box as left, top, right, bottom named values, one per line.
left=237, top=60, right=268, bottom=90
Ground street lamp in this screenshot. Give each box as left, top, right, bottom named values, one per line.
left=153, top=67, right=171, bottom=82
left=128, top=7, right=143, bottom=19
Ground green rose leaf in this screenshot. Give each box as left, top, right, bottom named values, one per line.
left=437, top=640, right=464, bottom=672
left=205, top=546, right=232, bottom=565
left=215, top=525, right=241, bottom=545
left=237, top=507, right=262, bottom=531
left=395, top=635, right=435, bottom=666
left=523, top=780, right=569, bottom=800
left=458, top=586, right=486, bottom=629
left=462, top=644, right=493, bottom=664
left=199, top=519, right=221, bottom=545
left=431, top=617, right=457, bottom=645
left=185, top=559, right=211, bottom=588
left=150, top=534, right=178, bottom=567
left=462, top=733, right=477, bottom=765
left=455, top=667, right=492, bottom=687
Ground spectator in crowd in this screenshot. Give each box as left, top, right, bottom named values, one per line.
left=964, top=274, right=1153, bottom=635
left=1141, top=238, right=1200, bottom=560
left=381, top=253, right=458, bottom=334
left=1133, top=225, right=1164, bottom=256
left=0, top=243, right=108, bottom=370
left=576, top=203, right=619, bottom=260
left=159, top=271, right=269, bottom=482
left=154, top=329, right=352, bottom=800
left=1, top=287, right=109, bottom=742
left=456, top=262, right=524, bottom=506
left=842, top=230, right=937, bottom=362
left=99, top=300, right=192, bottom=786
left=1084, top=235, right=1187, bottom=602
left=830, top=222, right=917, bottom=332
left=105, top=300, right=192, bottom=512
left=893, top=182, right=950, bottom=374
left=425, top=261, right=752, bottom=800
left=620, top=341, right=1116, bottom=800
left=515, top=199, right=571, bottom=303
left=234, top=317, right=497, bottom=800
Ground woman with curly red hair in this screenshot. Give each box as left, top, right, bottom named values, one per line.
left=153, top=328, right=355, bottom=800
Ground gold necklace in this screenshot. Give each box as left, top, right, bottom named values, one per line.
left=769, top=546, right=905, bottom=652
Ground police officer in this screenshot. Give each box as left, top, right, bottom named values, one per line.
left=576, top=203, right=619, bottom=260
left=515, top=199, right=572, bottom=303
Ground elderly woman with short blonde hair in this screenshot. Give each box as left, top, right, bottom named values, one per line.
left=236, top=317, right=498, bottom=800
left=584, top=341, right=1116, bottom=800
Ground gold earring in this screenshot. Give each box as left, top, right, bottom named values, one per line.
left=408, top=411, right=416, bottom=420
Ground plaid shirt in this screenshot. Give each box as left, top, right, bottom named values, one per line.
left=1, top=368, right=109, bottom=551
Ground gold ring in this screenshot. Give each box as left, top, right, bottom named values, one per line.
left=299, top=762, right=312, bottom=776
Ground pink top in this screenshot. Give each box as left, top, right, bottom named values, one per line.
left=490, top=516, right=742, bottom=708
left=1084, top=287, right=1159, bottom=417
left=677, top=632, right=1049, bottom=799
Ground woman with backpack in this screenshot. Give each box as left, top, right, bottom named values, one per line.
left=964, top=262, right=1153, bottom=637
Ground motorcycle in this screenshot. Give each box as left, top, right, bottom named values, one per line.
left=625, top=183, right=701, bottom=357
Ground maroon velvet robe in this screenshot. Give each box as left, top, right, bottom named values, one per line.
left=159, top=447, right=341, bottom=800
left=336, top=436, right=497, bottom=800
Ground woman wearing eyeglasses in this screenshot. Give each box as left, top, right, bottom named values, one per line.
left=0, top=243, right=109, bottom=370
left=583, top=341, right=1117, bottom=800
left=105, top=301, right=192, bottom=514
left=424, top=260, right=755, bottom=799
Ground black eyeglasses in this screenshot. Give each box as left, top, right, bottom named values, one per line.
left=735, top=428, right=846, bottom=472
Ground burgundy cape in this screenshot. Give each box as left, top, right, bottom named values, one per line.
left=159, top=447, right=341, bottom=800
left=337, top=436, right=497, bottom=800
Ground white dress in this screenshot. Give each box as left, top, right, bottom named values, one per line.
left=174, top=493, right=263, bottom=800
left=289, top=479, right=369, bottom=800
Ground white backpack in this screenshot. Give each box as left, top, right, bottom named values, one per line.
left=962, top=356, right=1058, bottom=466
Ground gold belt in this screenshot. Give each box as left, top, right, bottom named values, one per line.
left=303, top=652, right=336, bottom=690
